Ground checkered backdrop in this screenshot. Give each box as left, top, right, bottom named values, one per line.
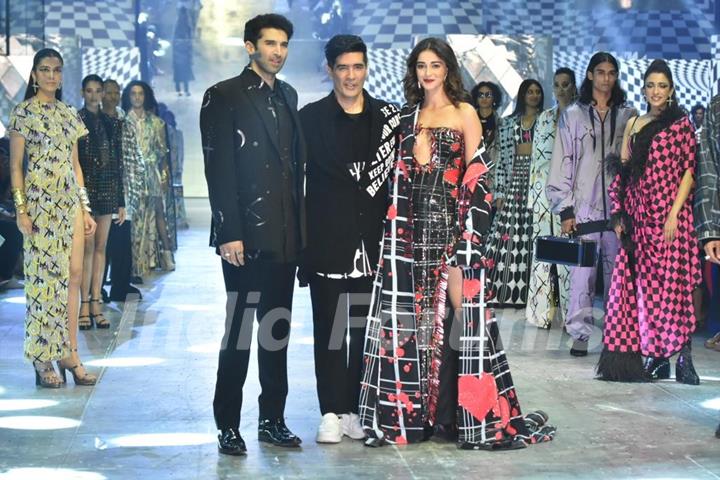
left=366, top=48, right=411, bottom=106
left=82, top=47, right=141, bottom=89
left=45, top=0, right=135, bottom=49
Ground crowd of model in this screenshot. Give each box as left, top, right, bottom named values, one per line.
left=4, top=50, right=187, bottom=387
left=6, top=11, right=720, bottom=455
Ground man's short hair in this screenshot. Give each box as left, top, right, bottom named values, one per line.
left=243, top=13, right=294, bottom=46
left=325, top=35, right=367, bottom=68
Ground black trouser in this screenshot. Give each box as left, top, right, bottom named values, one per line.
left=214, top=260, right=296, bottom=430
left=435, top=308, right=460, bottom=427
left=105, top=220, right=132, bottom=298
left=309, top=274, right=371, bottom=415
left=0, top=220, right=22, bottom=279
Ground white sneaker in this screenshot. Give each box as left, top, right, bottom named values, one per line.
left=316, top=413, right=342, bottom=444
left=340, top=413, right=366, bottom=440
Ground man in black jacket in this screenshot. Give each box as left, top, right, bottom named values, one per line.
left=200, top=13, right=306, bottom=456
left=299, top=35, right=399, bottom=444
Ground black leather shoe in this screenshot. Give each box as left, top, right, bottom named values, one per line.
left=258, top=418, right=302, bottom=447
left=715, top=422, right=720, bottom=439
left=643, top=356, right=670, bottom=380
left=676, top=343, right=700, bottom=385
left=570, top=339, right=588, bottom=357
left=218, top=428, right=246, bottom=456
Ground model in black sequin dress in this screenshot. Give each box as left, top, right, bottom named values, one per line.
left=78, top=108, right=125, bottom=215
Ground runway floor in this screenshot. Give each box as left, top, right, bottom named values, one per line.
left=0, top=199, right=719, bottom=479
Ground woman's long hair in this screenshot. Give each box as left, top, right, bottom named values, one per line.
left=510, top=79, right=544, bottom=118
left=121, top=80, right=158, bottom=114
left=625, top=59, right=685, bottom=183
left=403, top=37, right=470, bottom=107
left=24, top=48, right=64, bottom=101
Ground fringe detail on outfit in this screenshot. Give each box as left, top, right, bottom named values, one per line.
left=596, top=348, right=647, bottom=382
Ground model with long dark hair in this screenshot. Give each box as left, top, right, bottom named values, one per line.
left=9, top=48, right=98, bottom=387
left=485, top=79, right=544, bottom=307
left=122, top=80, right=175, bottom=273
left=77, top=74, right=126, bottom=329
left=546, top=52, right=637, bottom=356
left=471, top=81, right=503, bottom=190
left=598, top=59, right=701, bottom=383
left=358, top=37, right=555, bottom=449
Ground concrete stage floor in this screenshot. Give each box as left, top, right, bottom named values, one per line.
left=1, top=198, right=719, bottom=480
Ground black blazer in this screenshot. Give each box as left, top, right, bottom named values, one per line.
left=299, top=91, right=399, bottom=273
left=200, top=67, right=306, bottom=261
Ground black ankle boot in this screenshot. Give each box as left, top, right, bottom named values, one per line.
left=643, top=356, right=670, bottom=380
left=676, top=342, right=700, bottom=385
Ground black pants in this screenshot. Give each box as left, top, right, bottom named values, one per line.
left=213, top=260, right=296, bottom=430
left=435, top=308, right=460, bottom=427
left=105, top=220, right=132, bottom=298
left=0, top=220, right=22, bottom=279
left=309, top=274, right=371, bottom=415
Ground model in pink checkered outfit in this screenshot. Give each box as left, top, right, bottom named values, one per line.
left=597, top=60, right=702, bottom=384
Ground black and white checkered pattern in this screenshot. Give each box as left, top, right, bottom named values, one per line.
left=351, top=0, right=483, bottom=49
left=366, top=48, right=410, bottom=106
left=45, top=0, right=135, bottom=49
left=83, top=47, right=141, bottom=87
left=353, top=0, right=716, bottom=60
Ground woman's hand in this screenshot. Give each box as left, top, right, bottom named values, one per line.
left=16, top=212, right=32, bottom=236
left=115, top=207, right=126, bottom=226
left=83, top=211, right=97, bottom=236
left=664, top=212, right=678, bottom=244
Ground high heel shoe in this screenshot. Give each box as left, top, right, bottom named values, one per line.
left=643, top=356, right=670, bottom=380
left=705, top=331, right=720, bottom=349
left=89, top=297, right=110, bottom=329
left=57, top=348, right=97, bottom=386
left=160, top=250, right=176, bottom=271
left=676, top=342, right=700, bottom=385
left=78, top=299, right=92, bottom=330
left=33, top=360, right=63, bottom=388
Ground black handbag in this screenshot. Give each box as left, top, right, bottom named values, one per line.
left=535, top=235, right=598, bottom=267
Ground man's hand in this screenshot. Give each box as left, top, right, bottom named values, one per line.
left=219, top=240, right=245, bottom=267
left=561, top=218, right=576, bottom=235
left=705, top=240, right=720, bottom=265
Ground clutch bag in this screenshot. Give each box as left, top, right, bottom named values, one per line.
left=535, top=235, right=598, bottom=267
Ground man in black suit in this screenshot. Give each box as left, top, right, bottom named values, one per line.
left=200, top=13, right=305, bottom=456
left=299, top=35, right=398, bottom=444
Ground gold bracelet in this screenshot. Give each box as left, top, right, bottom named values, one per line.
left=11, top=187, right=26, bottom=207
left=78, top=187, right=92, bottom=213
left=16, top=204, right=27, bottom=215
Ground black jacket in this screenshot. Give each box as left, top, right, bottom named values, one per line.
left=200, top=67, right=306, bottom=262
left=299, top=90, right=399, bottom=273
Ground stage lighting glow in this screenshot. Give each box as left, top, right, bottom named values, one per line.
left=0, top=386, right=6, bottom=395
left=187, top=343, right=218, bottom=354
left=296, top=336, right=314, bottom=345
left=0, top=399, right=58, bottom=411
left=2, top=296, right=25, bottom=304
left=0, top=468, right=106, bottom=480
left=174, top=304, right=215, bottom=312
left=84, top=357, right=165, bottom=368
left=700, top=397, right=720, bottom=410
left=699, top=376, right=720, bottom=382
left=222, top=37, right=245, bottom=46
left=0, top=415, right=80, bottom=430
left=105, top=433, right=216, bottom=448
